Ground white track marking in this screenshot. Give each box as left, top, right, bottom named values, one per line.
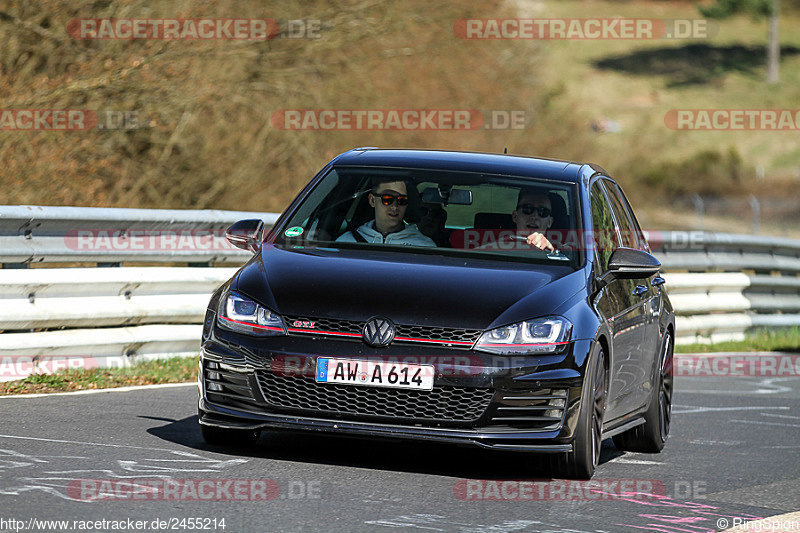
left=608, top=458, right=664, bottom=465
left=672, top=405, right=789, bottom=414
left=0, top=434, right=179, bottom=452
left=678, top=377, right=796, bottom=395
left=760, top=412, right=800, bottom=420
left=730, top=419, right=800, bottom=428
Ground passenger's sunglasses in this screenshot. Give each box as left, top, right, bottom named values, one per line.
left=373, top=193, right=409, bottom=207
left=517, top=204, right=552, bottom=217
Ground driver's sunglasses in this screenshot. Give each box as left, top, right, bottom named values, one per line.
left=374, top=193, right=409, bottom=207
left=517, top=204, right=552, bottom=217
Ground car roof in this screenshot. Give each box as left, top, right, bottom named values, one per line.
left=330, top=148, right=597, bottom=183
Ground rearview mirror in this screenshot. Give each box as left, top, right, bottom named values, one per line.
left=226, top=219, right=264, bottom=253
left=422, top=187, right=473, bottom=205
left=601, top=247, right=661, bottom=281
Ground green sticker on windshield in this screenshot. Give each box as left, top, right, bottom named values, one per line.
left=284, top=226, right=304, bottom=238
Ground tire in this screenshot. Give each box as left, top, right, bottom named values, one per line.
left=553, top=344, right=607, bottom=479
left=200, top=422, right=261, bottom=448
left=612, top=331, right=673, bottom=453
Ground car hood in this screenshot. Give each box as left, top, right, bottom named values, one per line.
left=235, top=245, right=585, bottom=330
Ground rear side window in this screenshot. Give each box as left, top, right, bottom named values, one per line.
left=590, top=181, right=620, bottom=272
left=611, top=183, right=649, bottom=252
left=602, top=180, right=638, bottom=249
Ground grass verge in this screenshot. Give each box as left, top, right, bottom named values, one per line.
left=0, top=356, right=199, bottom=396
left=675, top=328, right=800, bottom=353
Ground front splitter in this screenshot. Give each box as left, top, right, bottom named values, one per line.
left=199, top=399, right=572, bottom=453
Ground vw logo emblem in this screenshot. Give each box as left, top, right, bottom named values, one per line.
left=362, top=316, right=395, bottom=348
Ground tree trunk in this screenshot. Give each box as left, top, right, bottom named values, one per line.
left=767, top=0, right=780, bottom=83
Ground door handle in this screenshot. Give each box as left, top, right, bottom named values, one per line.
left=633, top=285, right=648, bottom=297
left=651, top=276, right=665, bottom=287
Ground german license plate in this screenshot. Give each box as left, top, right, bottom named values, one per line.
left=315, top=358, right=434, bottom=391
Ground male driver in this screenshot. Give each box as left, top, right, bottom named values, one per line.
left=512, top=188, right=556, bottom=252
left=336, top=179, right=435, bottom=246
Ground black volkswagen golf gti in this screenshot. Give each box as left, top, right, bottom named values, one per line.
left=198, top=148, right=675, bottom=478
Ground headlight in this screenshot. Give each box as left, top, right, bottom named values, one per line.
left=217, top=291, right=285, bottom=336
left=474, top=316, right=572, bottom=355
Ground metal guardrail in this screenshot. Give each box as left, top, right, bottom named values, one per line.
left=0, top=205, right=279, bottom=265
left=1, top=206, right=799, bottom=381
left=0, top=205, right=275, bottom=381
left=647, top=231, right=800, bottom=344
left=0, top=267, right=238, bottom=329
left=649, top=230, right=800, bottom=273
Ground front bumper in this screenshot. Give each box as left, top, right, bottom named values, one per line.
left=198, top=329, right=594, bottom=453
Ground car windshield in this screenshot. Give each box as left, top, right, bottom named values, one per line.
left=273, top=166, right=582, bottom=267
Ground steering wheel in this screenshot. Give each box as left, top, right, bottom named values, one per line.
left=510, top=234, right=568, bottom=260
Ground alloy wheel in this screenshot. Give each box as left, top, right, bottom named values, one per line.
left=591, top=355, right=607, bottom=467
left=659, top=334, right=674, bottom=442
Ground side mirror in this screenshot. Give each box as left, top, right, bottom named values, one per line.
left=226, top=219, right=264, bottom=253
left=600, top=247, right=661, bottom=282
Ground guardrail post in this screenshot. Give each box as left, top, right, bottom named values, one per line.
left=692, top=194, right=704, bottom=231
left=749, top=195, right=760, bottom=235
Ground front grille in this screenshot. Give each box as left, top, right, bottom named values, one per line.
left=394, top=324, right=481, bottom=344
left=488, top=389, right=569, bottom=430
left=203, top=360, right=261, bottom=412
left=255, top=370, right=494, bottom=424
left=283, top=314, right=482, bottom=348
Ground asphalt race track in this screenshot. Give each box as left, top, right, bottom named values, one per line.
left=1, top=375, right=798, bottom=533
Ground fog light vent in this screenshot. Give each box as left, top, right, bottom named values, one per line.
left=491, top=388, right=569, bottom=430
